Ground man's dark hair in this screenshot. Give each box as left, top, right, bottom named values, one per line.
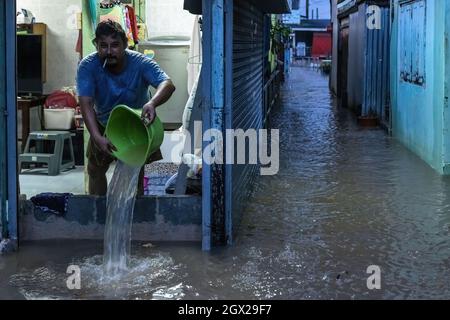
left=93, top=20, right=128, bottom=46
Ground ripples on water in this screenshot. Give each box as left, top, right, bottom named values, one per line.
left=4, top=68, right=450, bottom=299
left=8, top=253, right=189, bottom=300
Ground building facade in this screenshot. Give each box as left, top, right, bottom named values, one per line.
left=390, top=0, right=450, bottom=174
left=334, top=0, right=390, bottom=127
left=1, top=0, right=289, bottom=251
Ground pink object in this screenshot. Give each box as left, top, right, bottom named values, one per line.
left=143, top=176, right=150, bottom=195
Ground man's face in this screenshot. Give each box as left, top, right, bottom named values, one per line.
left=96, top=34, right=126, bottom=67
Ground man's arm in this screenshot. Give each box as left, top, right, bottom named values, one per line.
left=79, top=96, right=116, bottom=155
left=142, top=79, right=176, bottom=125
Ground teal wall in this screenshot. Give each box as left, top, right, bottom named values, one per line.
left=443, top=3, right=450, bottom=173
left=82, top=0, right=96, bottom=57
left=390, top=0, right=448, bottom=174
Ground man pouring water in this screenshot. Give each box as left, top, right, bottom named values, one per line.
left=77, top=20, right=175, bottom=196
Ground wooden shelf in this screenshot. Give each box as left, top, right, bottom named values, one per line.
left=17, top=23, right=47, bottom=83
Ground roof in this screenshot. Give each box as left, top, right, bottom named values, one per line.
left=184, top=0, right=291, bottom=15
left=337, top=0, right=390, bottom=17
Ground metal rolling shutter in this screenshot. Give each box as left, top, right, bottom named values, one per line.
left=230, top=0, right=264, bottom=236
left=0, top=2, right=6, bottom=238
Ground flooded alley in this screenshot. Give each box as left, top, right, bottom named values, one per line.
left=2, top=66, right=450, bottom=299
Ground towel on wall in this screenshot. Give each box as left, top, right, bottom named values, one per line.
left=30, top=193, right=73, bottom=216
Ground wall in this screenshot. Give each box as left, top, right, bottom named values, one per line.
left=145, top=0, right=195, bottom=38
left=17, top=0, right=82, bottom=94
left=444, top=0, right=450, bottom=172
left=330, top=0, right=338, bottom=94
left=390, top=0, right=447, bottom=173
left=82, top=0, right=95, bottom=57
left=1, top=1, right=7, bottom=239
left=20, top=195, right=202, bottom=241
left=362, top=4, right=390, bottom=124
left=131, top=0, right=146, bottom=22
left=346, top=4, right=365, bottom=113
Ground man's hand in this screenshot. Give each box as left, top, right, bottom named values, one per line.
left=142, top=102, right=157, bottom=126
left=141, top=80, right=175, bottom=126
left=93, top=135, right=117, bottom=156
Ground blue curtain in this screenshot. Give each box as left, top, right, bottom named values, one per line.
left=88, top=0, right=98, bottom=30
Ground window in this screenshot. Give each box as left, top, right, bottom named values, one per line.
left=292, top=0, right=300, bottom=11
left=399, top=0, right=426, bottom=86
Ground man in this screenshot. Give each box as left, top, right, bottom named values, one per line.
left=77, top=20, right=176, bottom=196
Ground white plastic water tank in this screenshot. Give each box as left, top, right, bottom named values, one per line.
left=138, top=36, right=191, bottom=129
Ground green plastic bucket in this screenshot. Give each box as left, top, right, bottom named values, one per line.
left=105, top=105, right=164, bottom=167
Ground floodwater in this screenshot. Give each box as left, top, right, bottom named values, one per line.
left=2, top=67, right=450, bottom=299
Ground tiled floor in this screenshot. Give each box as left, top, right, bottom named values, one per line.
left=19, top=162, right=180, bottom=199
left=19, top=165, right=112, bottom=198
left=19, top=130, right=187, bottom=198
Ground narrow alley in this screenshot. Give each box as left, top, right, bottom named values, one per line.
left=2, top=66, right=450, bottom=300
left=237, top=66, right=450, bottom=299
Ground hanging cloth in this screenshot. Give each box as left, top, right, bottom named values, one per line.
left=88, top=0, right=98, bottom=31
left=98, top=4, right=126, bottom=27
left=125, top=5, right=140, bottom=43
left=75, top=29, right=83, bottom=59
left=98, top=3, right=136, bottom=47
left=123, top=6, right=135, bottom=47
left=31, top=193, right=73, bottom=216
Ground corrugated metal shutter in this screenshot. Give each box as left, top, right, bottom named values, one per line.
left=229, top=0, right=264, bottom=237
left=338, top=17, right=349, bottom=102
left=0, top=1, right=7, bottom=238
left=363, top=5, right=391, bottom=123
left=347, top=5, right=365, bottom=113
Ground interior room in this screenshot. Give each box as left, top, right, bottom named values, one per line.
left=16, top=0, right=202, bottom=199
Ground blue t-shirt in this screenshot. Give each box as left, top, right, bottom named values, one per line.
left=76, top=50, right=170, bottom=126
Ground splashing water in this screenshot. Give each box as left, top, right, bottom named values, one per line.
left=103, top=161, right=141, bottom=278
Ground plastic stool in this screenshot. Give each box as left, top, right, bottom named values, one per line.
left=19, top=131, right=75, bottom=176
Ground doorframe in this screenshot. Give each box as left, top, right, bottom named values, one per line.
left=0, top=1, right=6, bottom=240
left=202, top=0, right=227, bottom=250
left=224, top=0, right=233, bottom=245
left=1, top=0, right=18, bottom=248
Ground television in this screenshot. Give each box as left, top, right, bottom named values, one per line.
left=17, top=34, right=43, bottom=96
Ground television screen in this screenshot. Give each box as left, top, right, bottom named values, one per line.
left=17, top=34, right=43, bottom=96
